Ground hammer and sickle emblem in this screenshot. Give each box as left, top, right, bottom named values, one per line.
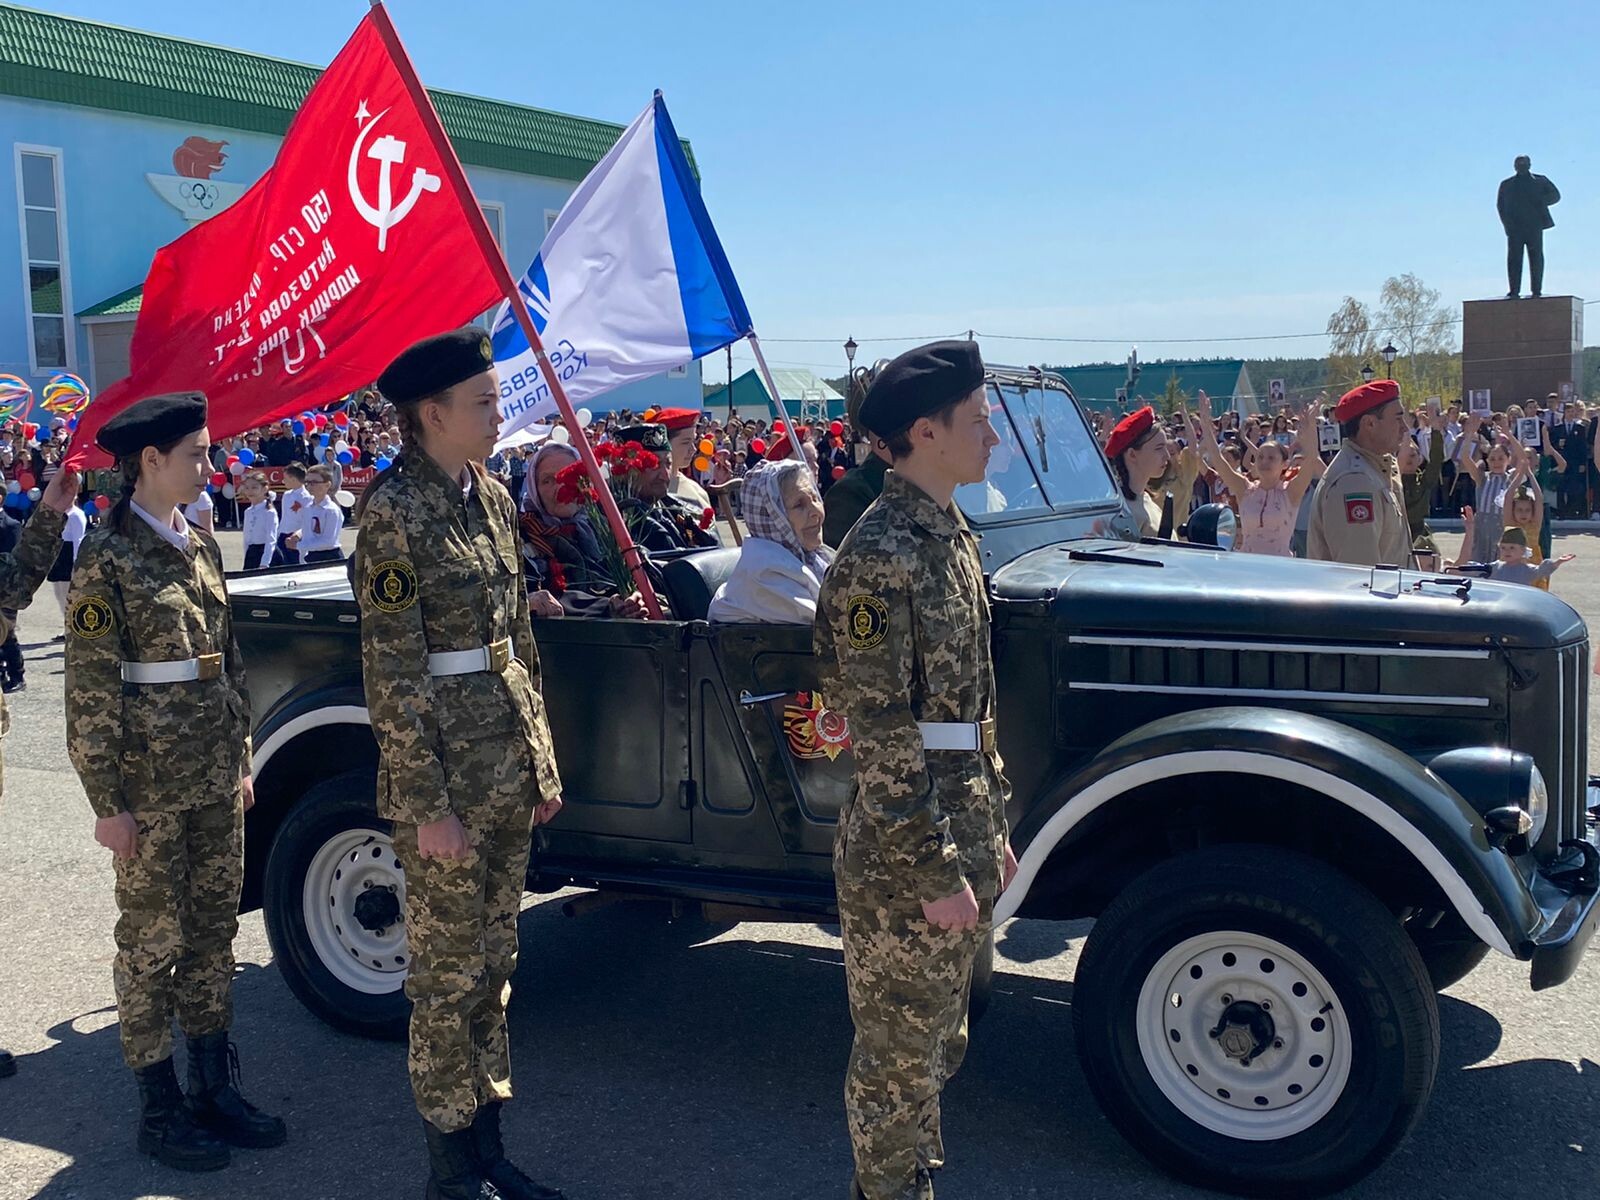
left=348, top=105, right=441, bottom=252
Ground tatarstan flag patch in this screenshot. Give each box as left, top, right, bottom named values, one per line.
left=1344, top=494, right=1375, bottom=524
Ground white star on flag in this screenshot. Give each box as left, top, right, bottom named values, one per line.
left=354, top=100, right=371, bottom=123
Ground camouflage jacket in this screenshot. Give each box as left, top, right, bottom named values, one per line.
left=354, top=449, right=561, bottom=827
left=821, top=455, right=887, bottom=549
left=66, top=515, right=251, bottom=819
left=0, top=505, right=66, bottom=746
left=815, top=470, right=1011, bottom=901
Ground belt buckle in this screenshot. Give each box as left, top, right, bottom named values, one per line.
left=196, top=653, right=223, bottom=682
left=979, top=718, right=996, bottom=755
left=488, top=639, right=511, bottom=674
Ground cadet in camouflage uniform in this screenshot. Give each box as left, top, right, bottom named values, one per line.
left=356, top=330, right=565, bottom=1200
left=822, top=360, right=891, bottom=549
left=815, top=341, right=1017, bottom=1200
left=65, top=393, right=286, bottom=1171
left=0, top=464, right=76, bottom=1082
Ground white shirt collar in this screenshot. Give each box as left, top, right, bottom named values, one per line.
left=130, top=498, right=190, bottom=551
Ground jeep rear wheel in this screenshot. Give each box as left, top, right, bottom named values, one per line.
left=262, top=770, right=411, bottom=1041
left=1073, top=845, right=1439, bottom=1198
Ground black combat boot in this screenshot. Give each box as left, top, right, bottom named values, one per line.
left=134, top=1057, right=230, bottom=1171
left=470, top=1103, right=565, bottom=1199
left=0, top=1048, right=15, bottom=1079
left=424, top=1119, right=503, bottom=1200
left=184, top=1031, right=288, bottom=1148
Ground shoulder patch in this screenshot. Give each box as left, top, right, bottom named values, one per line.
left=366, top=560, right=419, bottom=613
left=1343, top=493, right=1375, bottom=524
left=68, top=595, right=114, bottom=640
left=847, top=593, right=890, bottom=650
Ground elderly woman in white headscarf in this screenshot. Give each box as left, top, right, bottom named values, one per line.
left=709, top=459, right=833, bottom=624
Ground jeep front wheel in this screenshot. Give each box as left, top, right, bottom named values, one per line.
left=262, top=770, right=411, bottom=1040
left=1073, top=845, right=1439, bottom=1198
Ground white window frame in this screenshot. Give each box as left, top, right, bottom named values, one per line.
left=545, top=208, right=562, bottom=236
left=479, top=201, right=506, bottom=264
left=13, top=143, right=76, bottom=374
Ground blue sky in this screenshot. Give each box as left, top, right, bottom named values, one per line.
left=36, top=0, right=1600, bottom=381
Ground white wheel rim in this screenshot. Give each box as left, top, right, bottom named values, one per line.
left=303, top=829, right=409, bottom=996
left=1135, top=930, right=1352, bottom=1141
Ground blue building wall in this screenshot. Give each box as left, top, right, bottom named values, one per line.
left=1, top=95, right=700, bottom=416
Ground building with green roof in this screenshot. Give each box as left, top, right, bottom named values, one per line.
left=0, top=2, right=704, bottom=414
left=1047, top=359, right=1260, bottom=416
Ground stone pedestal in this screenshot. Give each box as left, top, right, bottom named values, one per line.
left=1461, top=295, right=1583, bottom=409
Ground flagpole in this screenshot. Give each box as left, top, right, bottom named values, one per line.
left=367, top=1, right=663, bottom=618
left=745, top=333, right=808, bottom=465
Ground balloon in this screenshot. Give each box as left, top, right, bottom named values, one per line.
left=829, top=421, right=844, bottom=437
left=21, top=424, right=36, bottom=440
left=375, top=457, right=393, bottom=471
left=575, top=408, right=593, bottom=429
left=336, top=450, right=354, bottom=465
left=334, top=489, right=355, bottom=507
left=5, top=481, right=18, bottom=495
left=291, top=420, right=306, bottom=435
left=550, top=426, right=570, bottom=445
left=318, top=433, right=331, bottom=448
left=0, top=374, right=32, bottom=421
left=698, top=438, right=714, bottom=456
left=642, top=408, right=658, bottom=423
left=210, top=472, right=226, bottom=488
left=334, top=440, right=350, bottom=455
left=773, top=421, right=786, bottom=434
left=333, top=412, right=350, bottom=428
left=41, top=372, right=90, bottom=415
left=94, top=494, right=111, bottom=511
left=230, top=460, right=246, bottom=476
left=314, top=414, right=328, bottom=429
left=693, top=455, right=711, bottom=472
left=226, top=455, right=240, bottom=467
left=26, top=487, right=40, bottom=502
left=750, top=438, right=767, bottom=455
left=832, top=465, right=846, bottom=480
left=236, top=448, right=255, bottom=465
left=222, top=483, right=236, bottom=499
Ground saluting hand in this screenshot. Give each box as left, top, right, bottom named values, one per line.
left=922, top=883, right=981, bottom=932
left=95, top=812, right=139, bottom=860
left=417, top=813, right=470, bottom=861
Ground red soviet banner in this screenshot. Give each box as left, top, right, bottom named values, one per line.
left=67, top=9, right=501, bottom=469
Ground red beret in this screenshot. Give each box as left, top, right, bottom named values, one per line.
left=765, top=427, right=810, bottom=461
left=1334, top=380, right=1400, bottom=423
left=1104, top=405, right=1155, bottom=460
left=652, top=407, right=700, bottom=433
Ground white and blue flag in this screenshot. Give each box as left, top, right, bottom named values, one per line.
left=491, top=92, right=752, bottom=444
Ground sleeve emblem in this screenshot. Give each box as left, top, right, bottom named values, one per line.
left=68, top=596, right=114, bottom=640
left=367, top=560, right=419, bottom=613
left=847, top=593, right=889, bottom=650
left=1344, top=494, right=1375, bottom=524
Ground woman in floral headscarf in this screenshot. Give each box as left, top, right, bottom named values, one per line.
left=709, top=458, right=833, bottom=624
left=518, top=440, right=647, bottom=618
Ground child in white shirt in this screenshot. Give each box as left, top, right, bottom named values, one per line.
left=240, top=471, right=279, bottom=571
left=290, top=465, right=345, bottom=563
left=274, top=463, right=311, bottom=566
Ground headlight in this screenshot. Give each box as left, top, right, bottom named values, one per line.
left=1526, top=763, right=1548, bottom=844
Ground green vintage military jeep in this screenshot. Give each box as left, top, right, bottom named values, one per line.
left=230, top=367, right=1598, bottom=1197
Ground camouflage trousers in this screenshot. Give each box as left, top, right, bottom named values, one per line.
left=113, top=794, right=243, bottom=1070
left=391, top=744, right=536, bottom=1132
left=837, top=880, right=992, bottom=1200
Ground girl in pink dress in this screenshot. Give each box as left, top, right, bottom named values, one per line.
left=1196, top=391, right=1325, bottom=556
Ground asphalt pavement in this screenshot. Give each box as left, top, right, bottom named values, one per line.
left=0, top=528, right=1596, bottom=1200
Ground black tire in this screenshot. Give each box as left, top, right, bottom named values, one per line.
left=262, top=770, right=411, bottom=1041
left=1405, top=910, right=1492, bottom=991
left=968, top=927, right=995, bottom=1023
left=1073, top=845, right=1440, bottom=1198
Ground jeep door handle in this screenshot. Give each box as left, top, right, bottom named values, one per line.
left=739, top=689, right=791, bottom=707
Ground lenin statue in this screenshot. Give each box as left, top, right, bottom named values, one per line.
left=1498, top=155, right=1561, bottom=298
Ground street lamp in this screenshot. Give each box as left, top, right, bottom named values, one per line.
left=1381, top=342, right=1398, bottom=379
left=1360, top=362, right=1376, bottom=384
left=844, top=335, right=857, bottom=375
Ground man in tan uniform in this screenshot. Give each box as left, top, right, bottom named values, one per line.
left=1307, top=380, right=1413, bottom=567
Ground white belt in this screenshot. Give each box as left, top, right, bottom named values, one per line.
left=121, top=653, right=225, bottom=684
left=427, top=638, right=513, bottom=678
left=918, top=719, right=996, bottom=753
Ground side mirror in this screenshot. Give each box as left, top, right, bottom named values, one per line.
left=1183, top=503, right=1236, bottom=550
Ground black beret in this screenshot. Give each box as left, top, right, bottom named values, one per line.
left=97, top=391, right=207, bottom=458
left=613, top=423, right=670, bottom=452
left=858, top=340, right=985, bottom=438
left=377, top=327, right=496, bottom=405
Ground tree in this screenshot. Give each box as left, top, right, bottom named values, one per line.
left=1325, top=296, right=1377, bottom=388
left=1376, top=273, right=1457, bottom=379
left=1157, top=370, right=1189, bottom=417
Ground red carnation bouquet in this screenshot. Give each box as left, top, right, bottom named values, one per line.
left=551, top=441, right=661, bottom=593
